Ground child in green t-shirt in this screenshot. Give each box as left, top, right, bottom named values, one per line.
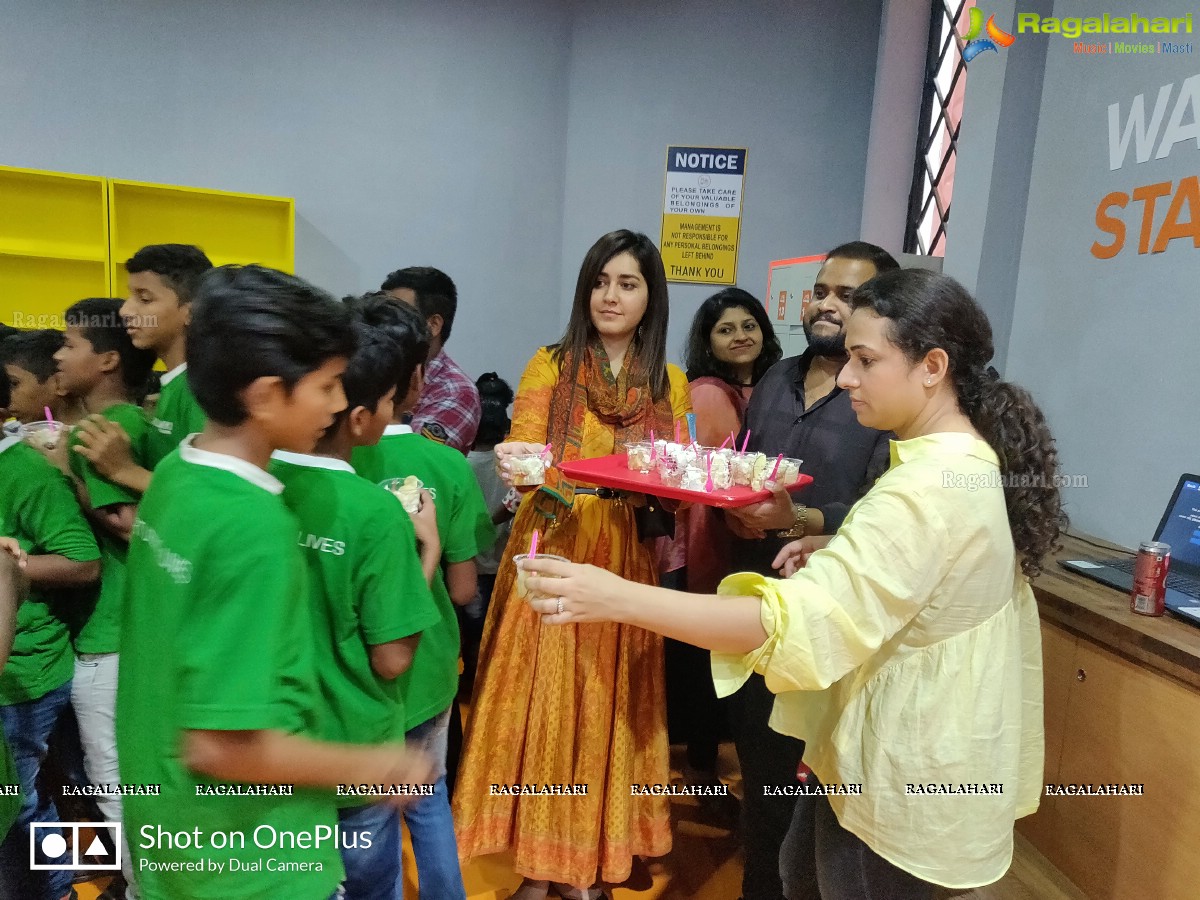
left=0, top=422, right=100, bottom=899
left=116, top=265, right=433, bottom=900
left=271, top=293, right=443, bottom=899
left=1, top=329, right=85, bottom=426
left=52, top=296, right=156, bottom=896
left=0, top=538, right=27, bottom=845
left=72, top=243, right=214, bottom=490
left=351, top=297, right=494, bottom=900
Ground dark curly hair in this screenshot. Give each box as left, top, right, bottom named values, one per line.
left=850, top=269, right=1066, bottom=578
left=475, top=372, right=514, bottom=447
left=683, top=288, right=781, bottom=385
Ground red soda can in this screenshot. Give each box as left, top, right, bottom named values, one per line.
left=1130, top=541, right=1170, bottom=616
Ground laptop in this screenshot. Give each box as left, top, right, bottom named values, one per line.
left=1060, top=474, right=1200, bottom=626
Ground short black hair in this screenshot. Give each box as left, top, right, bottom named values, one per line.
left=124, top=244, right=214, bottom=303
left=824, top=241, right=900, bottom=274
left=2, top=329, right=65, bottom=383
left=475, top=372, right=513, bottom=446
left=336, top=293, right=426, bottom=426
left=143, top=369, right=162, bottom=399
left=0, top=324, right=20, bottom=344
left=188, top=266, right=355, bottom=426
left=683, top=287, right=782, bottom=385
left=65, top=298, right=156, bottom=397
left=356, top=291, right=430, bottom=399
left=379, top=266, right=458, bottom=344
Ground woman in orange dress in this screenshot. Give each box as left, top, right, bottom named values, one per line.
left=453, top=230, right=691, bottom=900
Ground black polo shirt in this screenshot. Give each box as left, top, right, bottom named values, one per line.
left=734, top=349, right=891, bottom=576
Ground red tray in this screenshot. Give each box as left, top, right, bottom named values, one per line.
left=556, top=454, right=813, bottom=509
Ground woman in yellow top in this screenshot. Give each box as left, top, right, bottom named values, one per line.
left=521, top=269, right=1064, bottom=898
left=454, top=230, right=692, bottom=900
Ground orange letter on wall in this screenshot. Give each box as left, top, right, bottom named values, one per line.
left=1151, top=175, right=1200, bottom=253
left=1091, top=191, right=1129, bottom=260
left=1131, top=181, right=1173, bottom=254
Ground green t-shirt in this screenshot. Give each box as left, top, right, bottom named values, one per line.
left=69, top=402, right=153, bottom=654
left=0, top=435, right=100, bottom=704
left=271, top=452, right=440, bottom=805
left=351, top=426, right=495, bottom=729
left=146, top=364, right=207, bottom=468
left=116, top=442, right=342, bottom=899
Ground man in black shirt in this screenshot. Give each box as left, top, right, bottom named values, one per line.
left=724, top=241, right=898, bottom=900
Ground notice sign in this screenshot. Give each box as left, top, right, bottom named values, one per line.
left=661, top=146, right=747, bottom=285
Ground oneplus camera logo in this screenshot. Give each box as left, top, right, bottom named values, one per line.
left=30, top=822, right=122, bottom=871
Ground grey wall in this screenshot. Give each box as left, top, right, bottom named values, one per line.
left=558, top=0, right=883, bottom=369
left=950, top=0, right=1200, bottom=547
left=942, top=0, right=1052, bottom=368
left=860, top=0, right=932, bottom=252
left=0, top=0, right=573, bottom=387
left=0, top=0, right=883, bottom=386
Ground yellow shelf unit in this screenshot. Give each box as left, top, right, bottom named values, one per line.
left=108, top=179, right=295, bottom=298
left=0, top=165, right=110, bottom=328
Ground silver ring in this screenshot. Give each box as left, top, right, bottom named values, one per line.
left=556, top=598, right=565, bottom=615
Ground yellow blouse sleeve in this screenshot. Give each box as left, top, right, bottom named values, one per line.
left=667, top=364, right=693, bottom=421
left=711, top=478, right=952, bottom=696
left=508, top=347, right=560, bottom=444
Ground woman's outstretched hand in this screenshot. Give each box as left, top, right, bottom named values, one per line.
left=771, top=535, right=834, bottom=577
left=494, top=441, right=547, bottom=489
left=521, top=556, right=628, bottom=625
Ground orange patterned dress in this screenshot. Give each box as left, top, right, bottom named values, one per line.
left=454, top=346, right=692, bottom=886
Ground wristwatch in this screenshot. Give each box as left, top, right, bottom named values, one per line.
left=775, top=503, right=808, bottom=539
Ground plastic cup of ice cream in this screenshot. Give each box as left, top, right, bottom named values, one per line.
left=20, top=420, right=68, bottom=452
left=513, top=552, right=570, bottom=601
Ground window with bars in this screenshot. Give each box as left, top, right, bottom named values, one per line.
left=904, top=0, right=972, bottom=256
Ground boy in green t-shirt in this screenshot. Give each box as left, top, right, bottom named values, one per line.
left=351, top=298, right=494, bottom=900
left=0, top=538, right=25, bottom=846
left=0, top=417, right=100, bottom=899
left=2, top=329, right=84, bottom=426
left=72, top=243, right=214, bottom=489
left=272, top=294, right=442, bottom=899
left=116, top=265, right=432, bottom=900
left=53, top=296, right=156, bottom=896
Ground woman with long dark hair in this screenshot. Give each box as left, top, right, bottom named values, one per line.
left=680, top=287, right=781, bottom=593
left=520, top=270, right=1064, bottom=897
left=667, top=288, right=780, bottom=802
left=454, top=231, right=692, bottom=900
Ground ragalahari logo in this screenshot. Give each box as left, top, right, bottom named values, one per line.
left=960, top=7, right=1016, bottom=62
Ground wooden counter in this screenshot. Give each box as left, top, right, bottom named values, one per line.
left=1034, top=532, right=1200, bottom=690
left=1019, top=531, right=1200, bottom=899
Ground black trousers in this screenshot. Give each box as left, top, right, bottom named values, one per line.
left=662, top=568, right=730, bottom=773
left=781, top=790, right=935, bottom=900
left=664, top=637, right=727, bottom=772
left=729, top=672, right=806, bottom=900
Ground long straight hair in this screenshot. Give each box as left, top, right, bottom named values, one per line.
left=551, top=230, right=670, bottom=400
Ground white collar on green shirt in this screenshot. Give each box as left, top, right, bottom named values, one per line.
left=271, top=450, right=355, bottom=474
left=383, top=423, right=414, bottom=436
left=0, top=434, right=20, bottom=456
left=159, top=362, right=187, bottom=387
left=889, top=432, right=999, bottom=468
left=178, top=434, right=285, bottom=494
